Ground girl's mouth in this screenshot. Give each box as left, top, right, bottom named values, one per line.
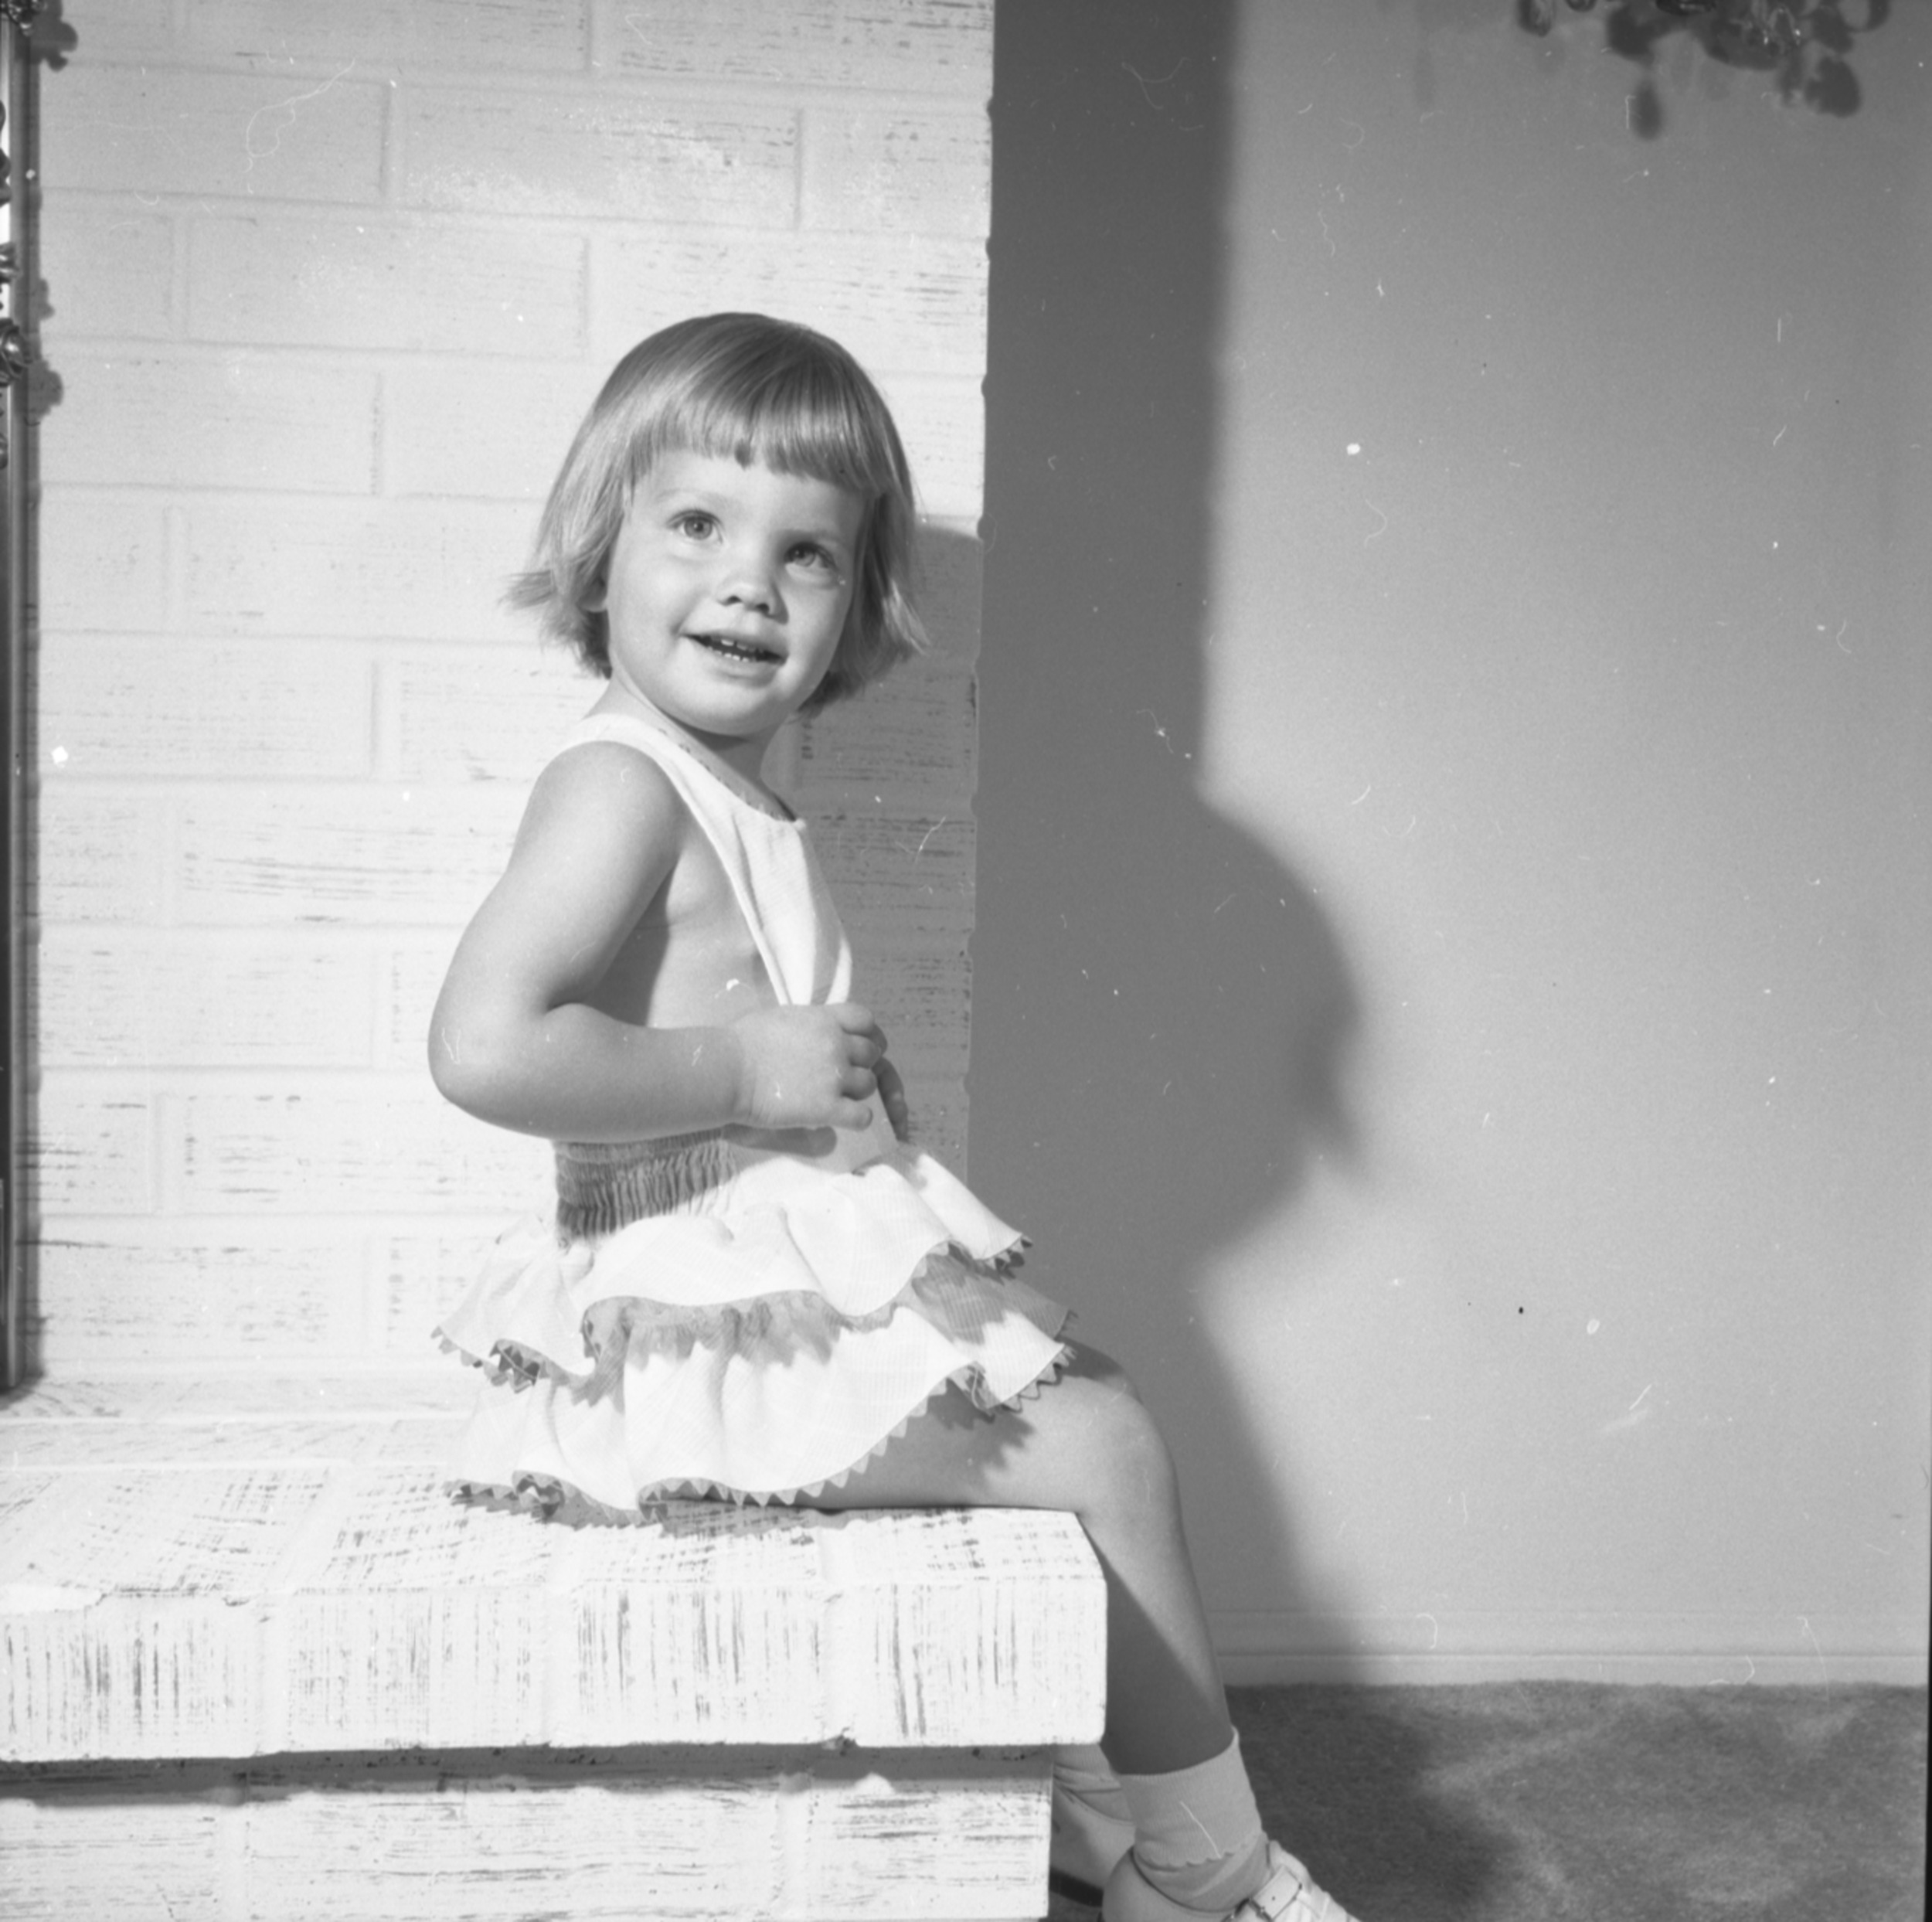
left=692, top=632, right=781, bottom=665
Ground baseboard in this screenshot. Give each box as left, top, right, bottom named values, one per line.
left=1210, top=1611, right=1930, bottom=1686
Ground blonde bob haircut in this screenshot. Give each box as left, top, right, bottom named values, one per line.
left=510, top=313, right=927, bottom=711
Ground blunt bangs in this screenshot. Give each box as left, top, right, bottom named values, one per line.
left=648, top=349, right=903, bottom=498
left=511, top=314, right=927, bottom=708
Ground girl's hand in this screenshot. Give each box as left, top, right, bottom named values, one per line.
left=730, top=1003, right=904, bottom=1134
left=873, top=1053, right=912, bottom=1142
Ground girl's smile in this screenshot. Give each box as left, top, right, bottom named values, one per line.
left=589, top=450, right=865, bottom=777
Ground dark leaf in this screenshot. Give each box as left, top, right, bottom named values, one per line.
left=1804, top=53, right=1862, bottom=113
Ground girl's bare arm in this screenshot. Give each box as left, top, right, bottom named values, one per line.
left=427, top=747, right=889, bottom=1141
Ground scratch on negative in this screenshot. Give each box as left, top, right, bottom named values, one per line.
left=1122, top=58, right=1188, bottom=110
left=1797, top=1614, right=1830, bottom=1689
left=913, top=818, right=948, bottom=859
left=1172, top=1798, right=1219, bottom=1859
left=1362, top=498, right=1389, bottom=546
left=244, top=62, right=357, bottom=179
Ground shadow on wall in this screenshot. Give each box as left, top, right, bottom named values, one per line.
left=975, top=1, right=1360, bottom=1632
left=974, top=17, right=1503, bottom=1902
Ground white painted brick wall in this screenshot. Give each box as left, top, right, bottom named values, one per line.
left=32, top=0, right=994, bottom=1374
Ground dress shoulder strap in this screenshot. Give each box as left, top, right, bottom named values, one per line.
left=551, top=713, right=852, bottom=1009
left=555, top=712, right=794, bottom=818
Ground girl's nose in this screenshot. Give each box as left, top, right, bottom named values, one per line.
left=716, top=546, right=780, bottom=614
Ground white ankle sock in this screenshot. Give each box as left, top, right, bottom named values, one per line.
left=1117, top=1730, right=1272, bottom=1913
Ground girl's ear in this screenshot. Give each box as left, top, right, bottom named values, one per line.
left=581, top=575, right=608, bottom=614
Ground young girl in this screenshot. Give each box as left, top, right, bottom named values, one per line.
left=430, top=313, right=1362, bottom=1922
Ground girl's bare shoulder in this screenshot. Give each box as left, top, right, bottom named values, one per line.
left=453, top=742, right=700, bottom=964
left=516, top=738, right=692, bottom=867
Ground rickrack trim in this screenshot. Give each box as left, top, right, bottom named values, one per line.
left=447, top=1335, right=1075, bottom=1520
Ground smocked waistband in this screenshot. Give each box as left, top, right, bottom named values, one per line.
left=553, top=1131, right=736, bottom=1240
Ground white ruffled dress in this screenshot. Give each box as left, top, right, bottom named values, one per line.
left=437, top=713, right=1073, bottom=1517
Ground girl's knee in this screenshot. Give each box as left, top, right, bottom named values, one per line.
left=1061, top=1341, right=1145, bottom=1409
left=1046, top=1349, right=1179, bottom=1513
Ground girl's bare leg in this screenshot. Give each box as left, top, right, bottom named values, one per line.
left=801, top=1342, right=1233, bottom=1776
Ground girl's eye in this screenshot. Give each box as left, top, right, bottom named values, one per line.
left=672, top=512, right=716, bottom=539
left=788, top=543, right=835, bottom=572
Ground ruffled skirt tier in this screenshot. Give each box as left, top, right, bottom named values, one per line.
left=437, top=1119, right=1072, bottom=1515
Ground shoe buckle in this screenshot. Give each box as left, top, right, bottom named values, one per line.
left=1243, top=1873, right=1309, bottom=1922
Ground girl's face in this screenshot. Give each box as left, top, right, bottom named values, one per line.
left=590, top=448, right=865, bottom=760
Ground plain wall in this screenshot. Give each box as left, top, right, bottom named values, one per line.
left=975, top=0, right=1929, bottom=1681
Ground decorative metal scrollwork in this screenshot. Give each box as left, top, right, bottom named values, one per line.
left=0, top=75, right=12, bottom=473
left=0, top=246, right=22, bottom=417
left=0, top=10, right=26, bottom=471
left=0, top=112, right=15, bottom=471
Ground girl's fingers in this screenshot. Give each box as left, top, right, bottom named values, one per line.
left=841, top=1030, right=886, bottom=1073
left=821, top=1090, right=871, bottom=1130
left=831, top=1004, right=888, bottom=1056
left=736, top=1006, right=897, bottom=1130
left=875, top=1058, right=911, bottom=1141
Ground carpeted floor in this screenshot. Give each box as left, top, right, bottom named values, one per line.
left=1211, top=1684, right=1927, bottom=1922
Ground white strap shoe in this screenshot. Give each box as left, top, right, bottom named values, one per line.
left=1101, top=1840, right=1363, bottom=1922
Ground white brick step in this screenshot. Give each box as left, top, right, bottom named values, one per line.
left=6, top=1744, right=1056, bottom=1921
left=2, top=1380, right=1108, bottom=1764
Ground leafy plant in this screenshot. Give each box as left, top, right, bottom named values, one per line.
left=1516, top=0, right=1891, bottom=131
